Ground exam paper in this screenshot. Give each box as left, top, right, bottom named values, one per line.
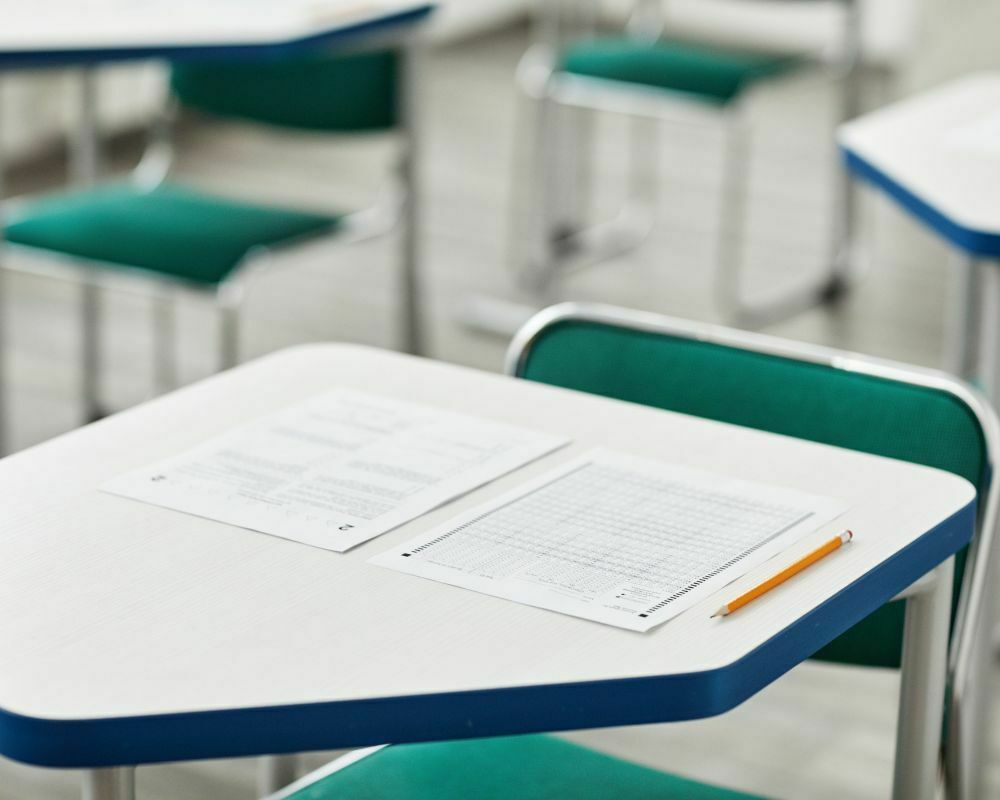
left=373, top=450, right=847, bottom=632
left=103, top=390, right=568, bottom=552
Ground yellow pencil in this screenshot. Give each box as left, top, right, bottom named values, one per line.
left=711, top=530, right=853, bottom=618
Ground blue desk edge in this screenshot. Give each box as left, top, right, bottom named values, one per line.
left=841, top=147, right=1000, bottom=258
left=0, top=5, right=435, bottom=68
left=0, top=499, right=975, bottom=768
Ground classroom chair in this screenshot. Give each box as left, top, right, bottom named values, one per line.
left=514, top=0, right=862, bottom=326
left=270, top=302, right=998, bottom=800
left=2, top=50, right=420, bottom=422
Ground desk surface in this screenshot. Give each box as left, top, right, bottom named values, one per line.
left=0, top=345, right=975, bottom=768
left=0, top=0, right=433, bottom=65
left=839, top=73, right=1000, bottom=257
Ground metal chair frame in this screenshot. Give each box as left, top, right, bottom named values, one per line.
left=0, top=43, right=423, bottom=427
left=506, top=300, right=1000, bottom=800
left=515, top=0, right=864, bottom=328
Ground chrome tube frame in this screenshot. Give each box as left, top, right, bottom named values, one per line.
left=948, top=251, right=982, bottom=382
left=82, top=767, right=135, bottom=800
left=74, top=69, right=105, bottom=422
left=0, top=75, right=6, bottom=455
left=512, top=0, right=864, bottom=330
left=396, top=37, right=423, bottom=356
left=258, top=754, right=300, bottom=796
left=506, top=301, right=1000, bottom=800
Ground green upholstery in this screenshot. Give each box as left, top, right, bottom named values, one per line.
left=560, top=38, right=797, bottom=103
left=4, top=184, right=339, bottom=286
left=170, top=51, right=398, bottom=132
left=6, top=53, right=392, bottom=286
left=516, top=318, right=987, bottom=669
left=286, top=735, right=763, bottom=800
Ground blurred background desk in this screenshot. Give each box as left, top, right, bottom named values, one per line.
left=839, top=74, right=1000, bottom=395
left=0, top=0, right=435, bottom=453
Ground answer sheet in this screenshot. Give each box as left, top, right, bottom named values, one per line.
left=373, top=450, right=847, bottom=631
left=103, top=390, right=568, bottom=552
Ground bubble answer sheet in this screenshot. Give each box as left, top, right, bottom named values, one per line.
left=103, top=389, right=568, bottom=552
left=372, top=450, right=848, bottom=631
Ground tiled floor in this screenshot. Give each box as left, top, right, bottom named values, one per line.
left=1, top=24, right=995, bottom=799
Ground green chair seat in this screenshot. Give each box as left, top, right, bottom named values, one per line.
left=286, top=735, right=763, bottom=800
left=560, top=38, right=797, bottom=103
left=4, top=184, right=340, bottom=286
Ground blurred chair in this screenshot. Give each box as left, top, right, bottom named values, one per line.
left=514, top=0, right=863, bottom=327
left=2, top=50, right=419, bottom=421
left=265, top=301, right=999, bottom=800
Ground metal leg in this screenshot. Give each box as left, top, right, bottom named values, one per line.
left=523, top=87, right=565, bottom=300
left=217, top=299, right=240, bottom=372
left=946, top=252, right=981, bottom=382
left=258, top=754, right=299, bottom=795
left=892, top=557, right=954, bottom=800
left=73, top=69, right=104, bottom=422
left=715, top=108, right=854, bottom=329
left=976, top=261, right=1000, bottom=400
left=81, top=282, right=103, bottom=422
left=152, top=289, right=177, bottom=395
left=826, top=0, right=863, bottom=292
left=0, top=77, right=7, bottom=456
left=82, top=767, right=135, bottom=800
left=715, top=117, right=752, bottom=322
left=397, top=42, right=424, bottom=357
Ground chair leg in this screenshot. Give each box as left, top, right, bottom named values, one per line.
left=81, top=767, right=135, bottom=800
left=258, top=754, right=299, bottom=796
left=826, top=0, right=864, bottom=294
left=152, top=289, right=177, bottom=395
left=977, top=260, right=1000, bottom=401
left=714, top=119, right=752, bottom=323
left=946, top=252, right=982, bottom=383
left=715, top=111, right=853, bottom=328
left=0, top=83, right=7, bottom=456
left=892, top=557, right=953, bottom=800
left=397, top=42, right=425, bottom=357
left=81, top=281, right=104, bottom=422
left=0, top=266, right=6, bottom=457
left=217, top=300, right=240, bottom=372
left=522, top=88, right=567, bottom=301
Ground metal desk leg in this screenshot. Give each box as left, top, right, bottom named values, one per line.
left=152, top=288, right=177, bottom=395
left=82, top=767, right=135, bottom=800
left=892, top=557, right=954, bottom=800
left=258, top=754, right=299, bottom=795
left=398, top=41, right=424, bottom=357
left=217, top=298, right=240, bottom=372
left=977, top=260, right=1000, bottom=400
left=947, top=252, right=981, bottom=382
left=73, top=69, right=104, bottom=422
left=0, top=77, right=7, bottom=456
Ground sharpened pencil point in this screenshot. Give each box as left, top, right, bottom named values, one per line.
left=711, top=607, right=728, bottom=619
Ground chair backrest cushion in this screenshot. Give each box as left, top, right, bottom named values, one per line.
left=516, top=317, right=987, bottom=668
left=170, top=51, right=398, bottom=133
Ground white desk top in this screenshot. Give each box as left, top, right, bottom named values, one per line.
left=0, top=344, right=973, bottom=732
left=838, top=73, right=1000, bottom=243
left=0, top=0, right=431, bottom=62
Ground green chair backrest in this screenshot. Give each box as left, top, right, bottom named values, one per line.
left=169, top=51, right=398, bottom=133
left=514, top=313, right=989, bottom=668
